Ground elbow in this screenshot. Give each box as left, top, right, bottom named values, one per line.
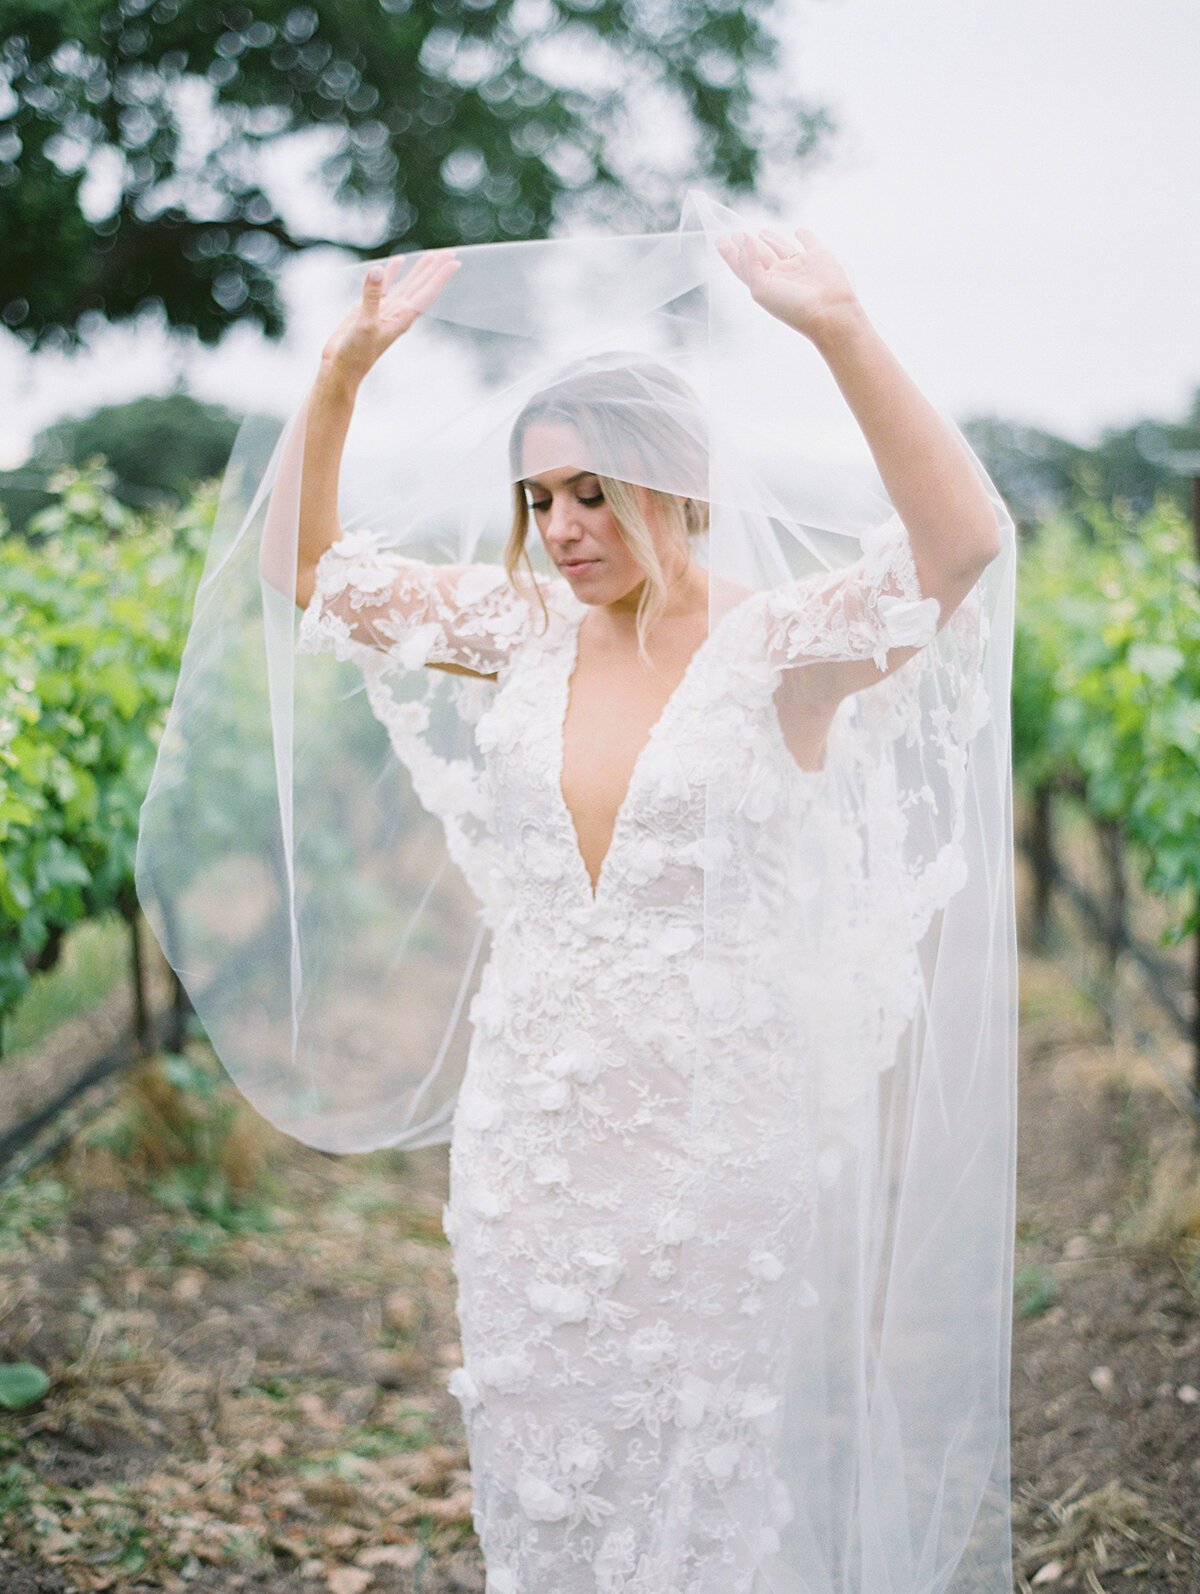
left=970, top=488, right=1008, bottom=568
left=259, top=550, right=299, bottom=606
left=976, top=535, right=1004, bottom=571
left=293, top=564, right=316, bottom=611
left=258, top=547, right=278, bottom=591
left=959, top=519, right=1004, bottom=578
left=258, top=546, right=314, bottom=611
left=953, top=479, right=1006, bottom=574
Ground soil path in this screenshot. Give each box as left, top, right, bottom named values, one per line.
left=0, top=942, right=1197, bottom=1593
left=1009, top=955, right=1199, bottom=1593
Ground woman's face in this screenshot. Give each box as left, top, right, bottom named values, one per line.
left=519, top=421, right=660, bottom=606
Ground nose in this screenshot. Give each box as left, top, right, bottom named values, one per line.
left=543, top=497, right=584, bottom=547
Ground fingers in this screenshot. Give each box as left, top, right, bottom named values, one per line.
left=361, top=263, right=386, bottom=315
left=760, top=226, right=801, bottom=261
left=406, top=251, right=461, bottom=310
left=745, top=223, right=821, bottom=263
left=400, top=249, right=456, bottom=290
left=384, top=248, right=460, bottom=310
left=360, top=247, right=452, bottom=297
left=738, top=231, right=774, bottom=283
left=714, top=232, right=748, bottom=283
left=381, top=253, right=408, bottom=294
left=714, top=230, right=773, bottom=290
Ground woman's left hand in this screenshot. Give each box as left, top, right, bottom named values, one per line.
left=716, top=226, right=862, bottom=343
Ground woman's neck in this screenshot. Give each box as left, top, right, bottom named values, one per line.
left=597, top=558, right=709, bottom=629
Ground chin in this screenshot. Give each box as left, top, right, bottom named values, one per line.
left=593, top=571, right=643, bottom=601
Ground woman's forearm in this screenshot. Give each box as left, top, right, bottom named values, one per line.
left=808, top=303, right=1002, bottom=577
left=296, top=361, right=360, bottom=588
left=259, top=252, right=461, bottom=608
left=258, top=359, right=361, bottom=609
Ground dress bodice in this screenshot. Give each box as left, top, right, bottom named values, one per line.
left=294, top=518, right=985, bottom=1095
left=473, top=585, right=828, bottom=942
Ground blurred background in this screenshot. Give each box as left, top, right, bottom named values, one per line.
left=1, top=3, right=1199, bottom=1592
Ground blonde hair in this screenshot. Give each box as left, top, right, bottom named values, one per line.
left=504, top=358, right=709, bottom=666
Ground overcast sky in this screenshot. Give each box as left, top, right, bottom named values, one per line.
left=1, top=0, right=1196, bottom=466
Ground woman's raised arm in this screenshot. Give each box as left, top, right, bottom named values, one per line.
left=290, top=363, right=360, bottom=611
left=255, top=251, right=536, bottom=683
left=717, top=225, right=1001, bottom=704
left=258, top=249, right=460, bottom=608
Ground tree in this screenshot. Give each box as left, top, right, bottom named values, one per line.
left=0, top=0, right=832, bottom=350
left=959, top=416, right=1095, bottom=535
left=0, top=392, right=244, bottom=529
left=962, top=389, right=1200, bottom=536
left=36, top=391, right=242, bottom=498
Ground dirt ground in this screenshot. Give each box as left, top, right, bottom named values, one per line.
left=1007, top=955, right=1199, bottom=1593
left=1, top=922, right=1198, bottom=1592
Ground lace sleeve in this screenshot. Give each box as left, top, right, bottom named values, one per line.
left=296, top=528, right=538, bottom=676
left=761, top=513, right=945, bottom=678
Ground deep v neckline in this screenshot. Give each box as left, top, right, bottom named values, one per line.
left=553, top=593, right=753, bottom=905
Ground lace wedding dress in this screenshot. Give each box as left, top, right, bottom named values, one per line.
left=296, top=519, right=964, bottom=1594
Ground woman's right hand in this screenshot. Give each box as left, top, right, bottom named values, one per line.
left=320, top=249, right=461, bottom=387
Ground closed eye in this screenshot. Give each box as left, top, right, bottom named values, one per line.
left=527, top=493, right=604, bottom=512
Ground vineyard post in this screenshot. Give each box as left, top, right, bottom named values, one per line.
left=1029, top=783, right=1055, bottom=947
left=118, top=883, right=153, bottom=1056
left=146, top=887, right=193, bottom=1054
left=1193, top=471, right=1200, bottom=1117
left=1158, top=449, right=1200, bottom=1117
left=130, top=904, right=149, bottom=1051
left=1096, top=817, right=1126, bottom=1043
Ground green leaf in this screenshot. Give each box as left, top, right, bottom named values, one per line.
left=0, top=1362, right=51, bottom=1410
left=1126, top=642, right=1184, bottom=683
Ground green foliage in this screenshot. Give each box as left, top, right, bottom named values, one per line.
left=0, top=1362, right=50, bottom=1411
left=963, top=393, right=1200, bottom=534
left=9, top=392, right=244, bottom=519
left=0, top=1175, right=71, bottom=1252
left=0, top=463, right=211, bottom=1021
left=1012, top=1263, right=1060, bottom=1320
left=147, top=1163, right=280, bottom=1233
left=0, top=1459, right=35, bottom=1516
left=0, top=0, right=826, bottom=349
left=0, top=455, right=401, bottom=1064
left=2, top=913, right=129, bottom=1055
left=962, top=415, right=1093, bottom=532
left=1013, top=494, right=1200, bottom=941
left=141, top=1053, right=279, bottom=1231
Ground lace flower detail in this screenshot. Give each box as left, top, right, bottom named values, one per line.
left=746, top=1247, right=784, bottom=1282
left=447, top=1364, right=482, bottom=1410
left=476, top=1347, right=536, bottom=1393
left=527, top=1281, right=590, bottom=1323
left=297, top=537, right=537, bottom=676
left=763, top=513, right=943, bottom=675
left=516, top=1472, right=572, bottom=1522
left=596, top=1525, right=638, bottom=1592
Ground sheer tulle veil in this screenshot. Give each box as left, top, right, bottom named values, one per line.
left=135, top=188, right=1018, bottom=1593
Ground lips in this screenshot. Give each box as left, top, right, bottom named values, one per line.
left=561, top=559, right=598, bottom=572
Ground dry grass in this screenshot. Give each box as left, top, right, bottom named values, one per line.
left=1119, top=1135, right=1200, bottom=1253
left=1015, top=1476, right=1200, bottom=1591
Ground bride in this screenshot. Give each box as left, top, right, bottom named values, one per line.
left=138, top=198, right=1016, bottom=1594
left=284, top=227, right=1003, bottom=1593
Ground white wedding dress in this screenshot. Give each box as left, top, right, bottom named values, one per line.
left=297, top=520, right=954, bottom=1594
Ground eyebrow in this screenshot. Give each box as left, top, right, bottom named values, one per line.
left=520, top=470, right=596, bottom=491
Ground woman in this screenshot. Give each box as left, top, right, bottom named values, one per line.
left=137, top=199, right=1017, bottom=1593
